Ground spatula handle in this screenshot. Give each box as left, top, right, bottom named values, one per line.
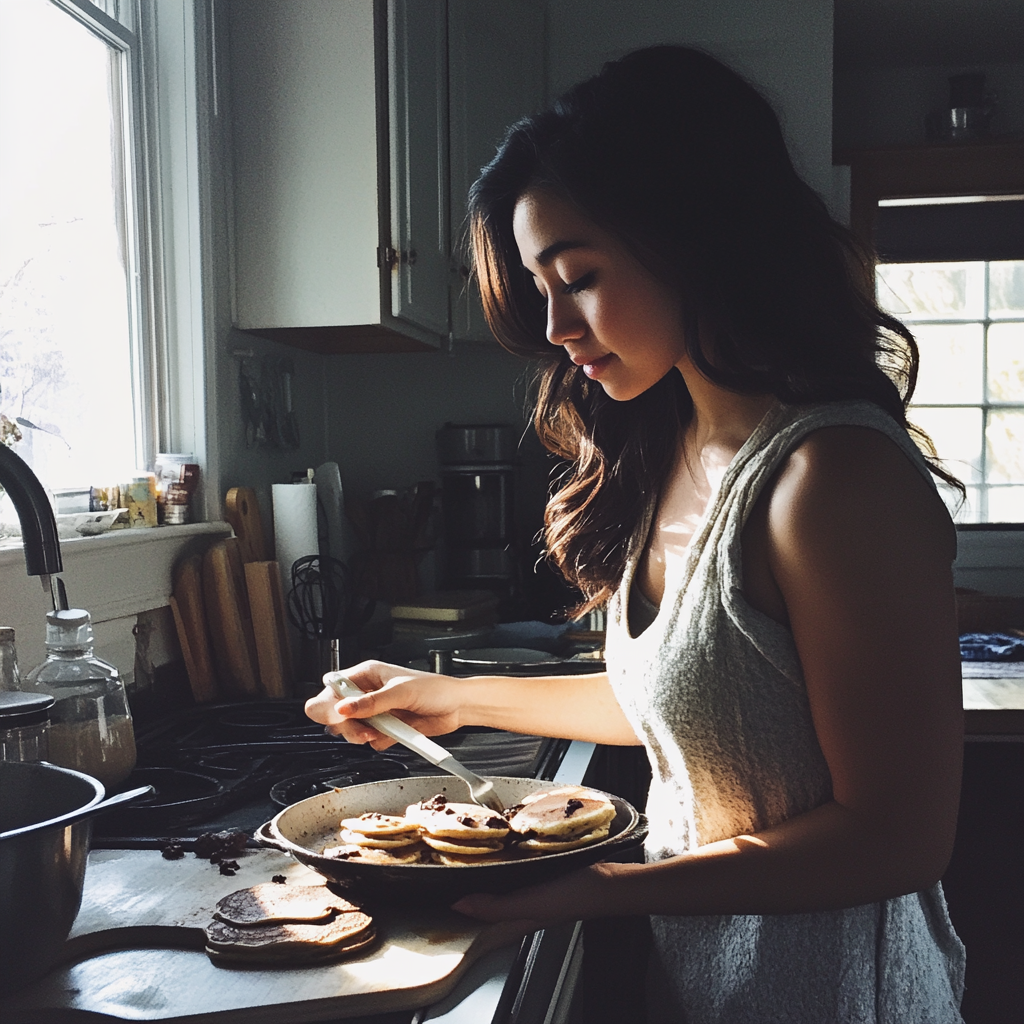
left=323, top=671, right=451, bottom=765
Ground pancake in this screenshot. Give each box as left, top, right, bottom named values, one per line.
left=338, top=827, right=423, bottom=849
left=421, top=833, right=505, bottom=856
left=507, top=789, right=615, bottom=838
left=518, top=821, right=612, bottom=853
left=322, top=841, right=433, bottom=865
left=433, top=848, right=513, bottom=866
left=213, top=883, right=359, bottom=926
left=205, top=919, right=377, bottom=965
left=204, top=902, right=374, bottom=965
left=407, top=797, right=510, bottom=841
left=340, top=812, right=420, bottom=837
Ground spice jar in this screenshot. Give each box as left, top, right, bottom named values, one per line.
left=22, top=609, right=137, bottom=789
left=0, top=692, right=54, bottom=763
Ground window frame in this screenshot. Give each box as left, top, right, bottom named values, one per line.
left=45, top=0, right=166, bottom=479
left=837, top=140, right=1024, bottom=527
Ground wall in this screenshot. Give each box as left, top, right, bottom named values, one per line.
left=544, top=0, right=835, bottom=207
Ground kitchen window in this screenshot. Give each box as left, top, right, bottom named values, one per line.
left=874, top=194, right=1024, bottom=524
left=0, top=0, right=160, bottom=502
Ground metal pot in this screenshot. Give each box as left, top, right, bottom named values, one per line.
left=0, top=761, right=151, bottom=995
left=255, top=775, right=647, bottom=907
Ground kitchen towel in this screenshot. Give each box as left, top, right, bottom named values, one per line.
left=271, top=482, right=318, bottom=600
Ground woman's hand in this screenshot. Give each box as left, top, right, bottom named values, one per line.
left=453, top=863, right=619, bottom=929
left=303, top=660, right=463, bottom=750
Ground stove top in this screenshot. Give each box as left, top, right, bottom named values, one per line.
left=95, top=699, right=567, bottom=847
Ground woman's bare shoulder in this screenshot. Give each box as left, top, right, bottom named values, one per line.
left=765, top=424, right=957, bottom=564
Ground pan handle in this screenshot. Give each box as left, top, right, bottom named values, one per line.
left=0, top=785, right=155, bottom=841
left=253, top=820, right=291, bottom=852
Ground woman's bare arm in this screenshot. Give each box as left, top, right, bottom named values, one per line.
left=304, top=666, right=642, bottom=747
left=454, top=427, right=964, bottom=924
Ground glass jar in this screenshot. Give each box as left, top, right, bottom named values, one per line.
left=23, top=609, right=137, bottom=789
left=0, top=626, right=21, bottom=690
left=0, top=691, right=53, bottom=762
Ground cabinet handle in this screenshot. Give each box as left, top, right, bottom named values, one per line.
left=378, top=247, right=418, bottom=269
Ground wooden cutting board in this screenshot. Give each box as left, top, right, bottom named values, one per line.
left=224, top=487, right=271, bottom=564
left=203, top=538, right=261, bottom=698
left=0, top=850, right=516, bottom=1024
left=244, top=560, right=294, bottom=698
left=170, top=554, right=219, bottom=703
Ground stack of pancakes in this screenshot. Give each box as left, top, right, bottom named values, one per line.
left=204, top=883, right=375, bottom=964
left=320, top=786, right=617, bottom=866
left=505, top=786, right=617, bottom=853
left=406, top=797, right=512, bottom=865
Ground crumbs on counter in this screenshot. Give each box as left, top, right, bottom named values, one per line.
left=271, top=875, right=287, bottom=884
left=219, top=860, right=241, bottom=876
left=194, top=829, right=249, bottom=863
left=160, top=840, right=186, bottom=860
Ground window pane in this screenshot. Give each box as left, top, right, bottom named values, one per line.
left=986, top=410, right=1024, bottom=484
left=876, top=262, right=985, bottom=321
left=935, top=480, right=979, bottom=524
left=910, top=407, right=982, bottom=484
left=989, top=261, right=1024, bottom=318
left=988, top=322, right=1024, bottom=402
left=0, top=0, right=137, bottom=490
left=912, top=323, right=984, bottom=404
left=986, top=486, right=1024, bottom=523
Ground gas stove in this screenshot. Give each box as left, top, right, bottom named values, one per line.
left=94, top=699, right=568, bottom=847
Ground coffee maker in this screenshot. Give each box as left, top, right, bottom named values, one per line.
left=436, top=424, right=518, bottom=592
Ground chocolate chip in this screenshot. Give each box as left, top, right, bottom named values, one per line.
left=271, top=875, right=287, bottom=884
left=160, top=841, right=185, bottom=860
left=456, top=815, right=478, bottom=828
left=219, top=860, right=239, bottom=875
left=485, top=816, right=506, bottom=829
left=565, top=799, right=584, bottom=817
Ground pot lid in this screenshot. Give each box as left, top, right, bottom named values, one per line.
left=0, top=691, right=55, bottom=726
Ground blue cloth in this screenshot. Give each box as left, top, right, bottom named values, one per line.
left=959, top=632, right=1024, bottom=661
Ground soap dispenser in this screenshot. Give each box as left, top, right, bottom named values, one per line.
left=23, top=609, right=136, bottom=789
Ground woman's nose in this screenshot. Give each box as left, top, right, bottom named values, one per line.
left=546, top=296, right=584, bottom=347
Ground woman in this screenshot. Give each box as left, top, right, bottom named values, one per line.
left=306, top=47, right=966, bottom=1023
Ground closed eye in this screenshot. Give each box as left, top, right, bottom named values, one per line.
left=563, top=271, right=595, bottom=295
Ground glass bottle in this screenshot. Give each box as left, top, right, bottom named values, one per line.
left=0, top=626, right=21, bottom=691
left=23, top=609, right=136, bottom=789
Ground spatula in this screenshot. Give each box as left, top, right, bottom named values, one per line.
left=323, top=671, right=504, bottom=813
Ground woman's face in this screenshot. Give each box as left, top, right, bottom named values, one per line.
left=513, top=188, right=688, bottom=401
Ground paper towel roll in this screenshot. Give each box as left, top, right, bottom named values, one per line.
left=272, top=483, right=318, bottom=598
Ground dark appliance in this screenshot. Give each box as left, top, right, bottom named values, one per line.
left=437, top=423, right=518, bottom=591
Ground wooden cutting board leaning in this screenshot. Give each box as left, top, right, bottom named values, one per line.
left=170, top=489, right=294, bottom=699
left=0, top=849, right=515, bottom=1023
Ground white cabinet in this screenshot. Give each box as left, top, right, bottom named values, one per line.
left=228, top=0, right=543, bottom=353
left=229, top=0, right=447, bottom=352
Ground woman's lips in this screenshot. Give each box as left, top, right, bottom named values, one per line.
left=581, top=354, right=613, bottom=379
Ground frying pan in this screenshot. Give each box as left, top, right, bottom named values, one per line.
left=255, top=775, right=647, bottom=906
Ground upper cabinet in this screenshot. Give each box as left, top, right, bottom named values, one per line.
left=228, top=0, right=543, bottom=353
left=448, top=0, right=544, bottom=343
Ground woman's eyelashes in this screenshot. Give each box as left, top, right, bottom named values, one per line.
left=563, top=271, right=596, bottom=295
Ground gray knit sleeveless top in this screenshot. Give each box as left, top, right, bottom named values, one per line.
left=605, top=400, right=965, bottom=1024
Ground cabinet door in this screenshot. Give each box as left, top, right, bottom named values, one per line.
left=387, top=0, right=450, bottom=338
left=448, top=0, right=545, bottom=343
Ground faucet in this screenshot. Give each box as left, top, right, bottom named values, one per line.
left=0, top=445, right=68, bottom=610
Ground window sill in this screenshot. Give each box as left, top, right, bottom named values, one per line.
left=0, top=521, right=231, bottom=628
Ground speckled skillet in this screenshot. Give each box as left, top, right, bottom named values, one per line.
left=255, top=776, right=647, bottom=906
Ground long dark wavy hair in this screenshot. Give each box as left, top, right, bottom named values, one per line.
left=468, top=46, right=959, bottom=610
